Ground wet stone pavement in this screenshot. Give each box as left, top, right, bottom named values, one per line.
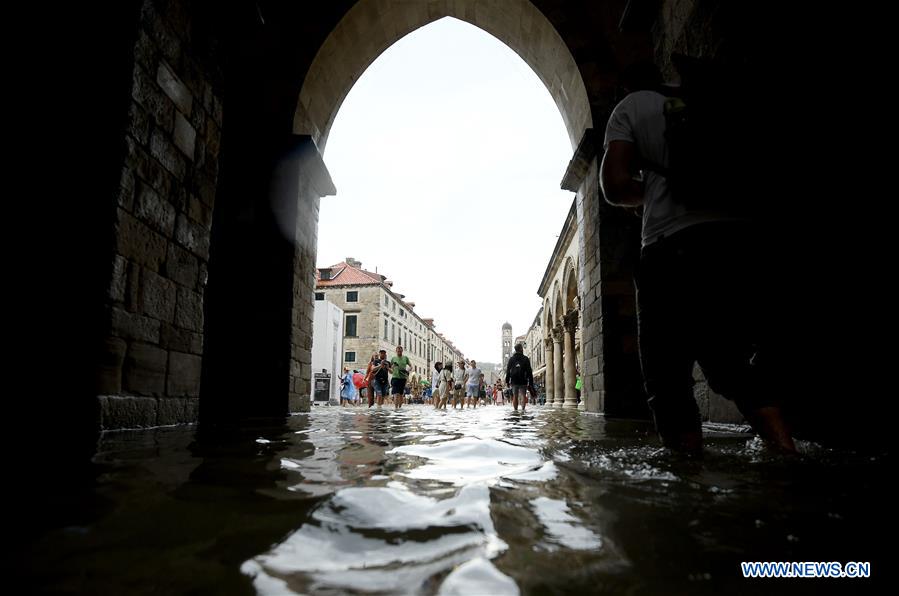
left=23, top=405, right=888, bottom=595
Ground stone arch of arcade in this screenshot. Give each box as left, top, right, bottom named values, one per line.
left=540, top=221, right=583, bottom=409
left=196, top=0, right=650, bottom=428
left=69, top=0, right=741, bottom=439
left=293, top=0, right=591, bottom=152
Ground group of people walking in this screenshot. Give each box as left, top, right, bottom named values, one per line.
left=339, top=343, right=538, bottom=413
left=340, top=346, right=415, bottom=409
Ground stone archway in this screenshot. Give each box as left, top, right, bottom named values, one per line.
left=294, top=0, right=592, bottom=152
left=36, top=0, right=846, bottom=453
left=92, top=0, right=654, bottom=430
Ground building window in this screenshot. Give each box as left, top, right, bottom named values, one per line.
left=345, top=352, right=356, bottom=362
left=346, top=291, right=358, bottom=302
left=384, top=295, right=388, bottom=306
left=315, top=292, right=325, bottom=301
left=384, top=319, right=388, bottom=340
left=391, top=323, right=395, bottom=343
left=345, top=315, right=357, bottom=337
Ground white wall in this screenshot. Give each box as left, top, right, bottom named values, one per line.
left=312, top=300, right=344, bottom=405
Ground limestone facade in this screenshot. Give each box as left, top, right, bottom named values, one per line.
left=537, top=199, right=583, bottom=409
left=316, top=259, right=465, bottom=381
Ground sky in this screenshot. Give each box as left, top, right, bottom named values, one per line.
left=318, top=17, right=575, bottom=365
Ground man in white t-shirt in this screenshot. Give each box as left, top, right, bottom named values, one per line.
left=431, top=361, right=443, bottom=408
left=463, top=360, right=483, bottom=409
left=600, top=58, right=795, bottom=456
left=452, top=361, right=466, bottom=409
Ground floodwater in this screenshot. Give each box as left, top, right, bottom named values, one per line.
left=22, top=405, right=888, bottom=595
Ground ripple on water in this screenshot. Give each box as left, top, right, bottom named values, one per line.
left=389, top=436, right=545, bottom=485
left=531, top=497, right=603, bottom=552
left=242, top=483, right=510, bottom=594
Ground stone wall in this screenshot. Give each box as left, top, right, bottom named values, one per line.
left=98, top=0, right=222, bottom=429
left=289, top=143, right=332, bottom=413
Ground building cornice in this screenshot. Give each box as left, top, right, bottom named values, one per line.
left=537, top=197, right=578, bottom=298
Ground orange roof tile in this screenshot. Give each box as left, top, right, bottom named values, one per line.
left=316, top=262, right=386, bottom=287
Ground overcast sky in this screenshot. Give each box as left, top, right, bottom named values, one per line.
left=318, top=17, right=575, bottom=364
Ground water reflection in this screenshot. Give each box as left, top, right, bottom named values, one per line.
left=22, top=405, right=889, bottom=595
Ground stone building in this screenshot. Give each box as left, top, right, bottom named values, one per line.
left=538, top=199, right=584, bottom=409
left=316, top=259, right=465, bottom=382
left=524, top=309, right=546, bottom=384
left=479, top=362, right=501, bottom=387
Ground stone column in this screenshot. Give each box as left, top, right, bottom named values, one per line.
left=563, top=311, right=579, bottom=409
left=552, top=326, right=564, bottom=408
left=544, top=337, right=555, bottom=406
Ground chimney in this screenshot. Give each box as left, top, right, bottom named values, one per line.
left=346, top=257, right=362, bottom=268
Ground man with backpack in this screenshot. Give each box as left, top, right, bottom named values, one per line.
left=505, top=344, right=533, bottom=413
left=599, top=57, right=795, bottom=455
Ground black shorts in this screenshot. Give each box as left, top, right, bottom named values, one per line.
left=391, top=377, right=407, bottom=395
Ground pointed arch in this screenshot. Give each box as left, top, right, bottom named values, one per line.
left=294, top=0, right=591, bottom=151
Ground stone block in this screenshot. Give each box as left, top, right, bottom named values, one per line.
left=187, top=194, right=213, bottom=229
left=131, top=145, right=173, bottom=197
left=116, top=209, right=167, bottom=272
left=164, top=242, right=199, bottom=288
left=139, top=269, right=177, bottom=322
left=118, top=166, right=136, bottom=211
left=175, top=214, right=210, bottom=259
left=157, top=397, right=199, bottom=426
left=124, top=342, right=168, bottom=396
left=167, top=351, right=202, bottom=397
left=128, top=101, right=151, bottom=146
left=160, top=322, right=203, bottom=355
left=156, top=61, right=193, bottom=115
left=190, top=103, right=207, bottom=137
left=173, top=112, right=196, bottom=159
left=135, top=181, right=176, bottom=236
left=133, top=29, right=157, bottom=71
left=175, top=287, right=204, bottom=332
left=125, top=261, right=141, bottom=312
left=96, top=337, right=127, bottom=395
left=150, top=128, right=186, bottom=180
left=108, top=255, right=127, bottom=303
left=132, top=64, right=174, bottom=132
left=111, top=306, right=160, bottom=343
left=98, top=395, right=157, bottom=430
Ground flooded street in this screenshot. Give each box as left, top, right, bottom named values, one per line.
left=23, top=405, right=887, bottom=595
